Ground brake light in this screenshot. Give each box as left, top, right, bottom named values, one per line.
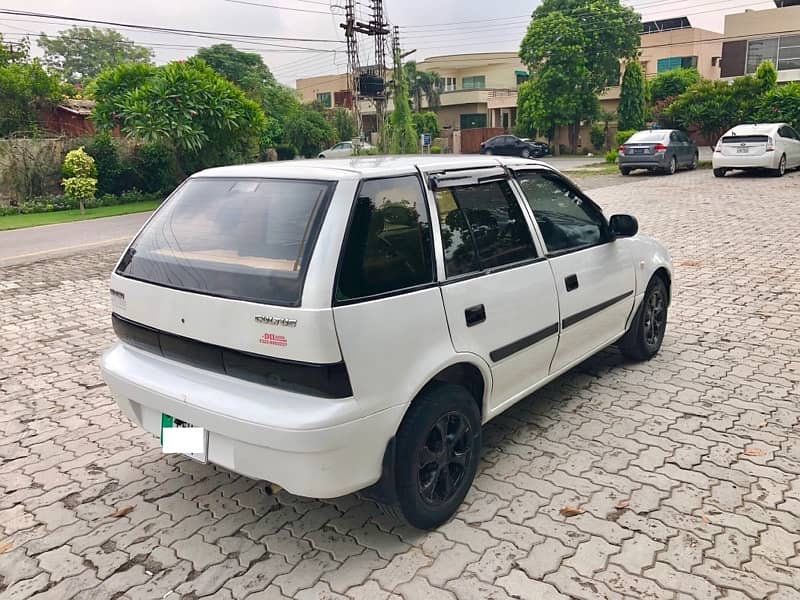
left=766, top=137, right=775, bottom=152
left=619, top=145, right=625, bottom=154
left=715, top=141, right=722, bottom=153
left=654, top=143, right=668, bottom=153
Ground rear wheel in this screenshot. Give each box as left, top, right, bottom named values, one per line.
left=484, top=149, right=493, bottom=156
left=619, top=276, right=669, bottom=361
left=620, top=168, right=631, bottom=176
left=393, top=384, right=481, bottom=530
left=664, top=155, right=677, bottom=175
left=713, top=168, right=727, bottom=178
left=773, top=154, right=787, bottom=177
left=688, top=153, right=698, bottom=170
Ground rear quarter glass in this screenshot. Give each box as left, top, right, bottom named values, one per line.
left=116, top=178, right=336, bottom=307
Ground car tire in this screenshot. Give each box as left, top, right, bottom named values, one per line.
left=619, top=276, right=669, bottom=362
left=484, top=149, right=493, bottom=156
left=620, top=168, right=631, bottom=176
left=521, top=148, right=531, bottom=159
left=664, top=155, right=677, bottom=175
left=392, top=384, right=481, bottom=530
left=713, top=168, right=727, bottom=178
left=318, top=154, right=326, bottom=159
left=688, top=153, right=699, bottom=170
left=773, top=154, right=787, bottom=177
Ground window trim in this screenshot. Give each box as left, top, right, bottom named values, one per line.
left=115, top=176, right=338, bottom=308
left=434, top=177, right=541, bottom=280
left=510, top=167, right=614, bottom=258
left=331, top=173, right=438, bottom=307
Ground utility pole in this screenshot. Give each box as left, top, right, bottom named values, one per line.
left=341, top=0, right=362, bottom=138
left=371, top=0, right=389, bottom=148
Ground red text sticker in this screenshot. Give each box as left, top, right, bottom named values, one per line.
left=260, top=333, right=288, bottom=347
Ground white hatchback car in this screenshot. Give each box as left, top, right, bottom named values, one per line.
left=713, top=123, right=800, bottom=177
left=101, top=156, right=673, bottom=529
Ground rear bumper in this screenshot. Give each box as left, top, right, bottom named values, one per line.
left=618, top=154, right=669, bottom=169
left=100, top=342, right=405, bottom=498
left=713, top=152, right=778, bottom=170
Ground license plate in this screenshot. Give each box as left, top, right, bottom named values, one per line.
left=737, top=147, right=749, bottom=154
left=634, top=148, right=645, bottom=154
left=161, top=414, right=208, bottom=463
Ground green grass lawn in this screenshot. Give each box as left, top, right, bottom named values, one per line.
left=0, top=201, right=160, bottom=231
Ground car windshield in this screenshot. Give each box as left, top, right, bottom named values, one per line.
left=116, top=178, right=335, bottom=306
left=627, top=131, right=669, bottom=143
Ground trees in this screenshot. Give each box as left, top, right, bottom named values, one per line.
left=389, top=59, right=419, bottom=153
left=618, top=61, right=646, bottom=131
left=195, top=44, right=275, bottom=104
left=665, top=80, right=739, bottom=147
left=39, top=27, right=153, bottom=84
left=755, top=82, right=800, bottom=127
left=648, top=68, right=700, bottom=104
left=330, top=108, right=357, bottom=143
left=404, top=61, right=440, bottom=111
left=0, top=35, right=63, bottom=136
left=283, top=104, right=335, bottom=158
left=518, top=0, right=640, bottom=152
left=93, top=59, right=266, bottom=171
left=412, top=112, right=440, bottom=139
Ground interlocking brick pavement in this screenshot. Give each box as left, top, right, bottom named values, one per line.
left=1, top=169, right=799, bottom=599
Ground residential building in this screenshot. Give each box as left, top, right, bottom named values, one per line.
left=720, top=0, right=800, bottom=81
left=415, top=52, right=528, bottom=132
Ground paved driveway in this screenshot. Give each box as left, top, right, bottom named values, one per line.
left=2, top=169, right=800, bottom=600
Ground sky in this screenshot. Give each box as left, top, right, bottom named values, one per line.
left=0, top=0, right=779, bottom=85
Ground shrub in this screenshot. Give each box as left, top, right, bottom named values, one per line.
left=430, top=145, right=442, bottom=154
left=754, top=82, right=800, bottom=128
left=133, top=142, right=179, bottom=194
left=62, top=147, right=97, bottom=178
left=605, top=150, right=619, bottom=164
left=616, top=129, right=637, bottom=146
left=590, top=124, right=606, bottom=150
left=62, top=177, right=97, bottom=209
left=275, top=144, right=296, bottom=160
left=85, top=133, right=136, bottom=195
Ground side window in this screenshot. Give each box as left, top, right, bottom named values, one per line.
left=336, top=176, right=434, bottom=302
left=778, top=127, right=789, bottom=139
left=670, top=132, right=680, bottom=142
left=790, top=128, right=800, bottom=141
left=435, top=179, right=537, bottom=278
left=516, top=172, right=610, bottom=254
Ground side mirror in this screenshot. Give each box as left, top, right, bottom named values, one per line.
left=610, top=214, right=638, bottom=238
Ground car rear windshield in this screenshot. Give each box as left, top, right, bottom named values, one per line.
left=721, top=135, right=769, bottom=144
left=116, top=178, right=335, bottom=306
left=626, top=131, right=669, bottom=143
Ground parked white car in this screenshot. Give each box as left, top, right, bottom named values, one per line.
left=318, top=140, right=374, bottom=158
left=101, top=156, right=673, bottom=529
left=713, top=123, right=800, bottom=177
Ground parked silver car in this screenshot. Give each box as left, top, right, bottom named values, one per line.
left=619, top=129, right=698, bottom=176
left=318, top=141, right=375, bottom=158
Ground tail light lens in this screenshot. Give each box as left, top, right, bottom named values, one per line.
left=715, top=141, right=722, bottom=153
left=654, top=143, right=668, bottom=153
left=619, top=145, right=626, bottom=154
left=766, top=137, right=775, bottom=151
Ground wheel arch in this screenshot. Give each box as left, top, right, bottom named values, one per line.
left=652, top=266, right=672, bottom=305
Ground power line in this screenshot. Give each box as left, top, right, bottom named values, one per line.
left=0, top=9, right=343, bottom=44
left=222, top=0, right=334, bottom=15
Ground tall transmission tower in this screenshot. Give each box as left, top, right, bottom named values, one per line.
left=371, top=0, right=389, bottom=146
left=341, top=0, right=362, bottom=137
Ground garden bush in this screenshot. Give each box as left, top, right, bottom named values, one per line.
left=590, top=124, right=607, bottom=150
left=62, top=147, right=97, bottom=212
left=275, top=144, right=296, bottom=160
left=605, top=150, right=619, bottom=164
left=430, top=145, right=442, bottom=154
left=0, top=189, right=162, bottom=216
left=133, top=142, right=180, bottom=194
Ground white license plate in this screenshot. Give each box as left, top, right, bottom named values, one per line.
left=737, top=147, right=749, bottom=154
left=161, top=414, right=208, bottom=463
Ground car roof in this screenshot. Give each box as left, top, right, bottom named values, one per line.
left=194, top=155, right=554, bottom=180
left=726, top=123, right=786, bottom=135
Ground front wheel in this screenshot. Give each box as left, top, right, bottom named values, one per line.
left=521, top=148, right=531, bottom=159
left=393, top=384, right=481, bottom=530
left=620, top=167, right=631, bottom=176
left=484, top=149, right=493, bottom=156
left=773, top=154, right=787, bottom=177
left=619, top=276, right=669, bottom=361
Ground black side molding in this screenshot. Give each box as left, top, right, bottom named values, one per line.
left=111, top=314, right=353, bottom=399
left=562, top=290, right=634, bottom=330
left=490, top=323, right=559, bottom=363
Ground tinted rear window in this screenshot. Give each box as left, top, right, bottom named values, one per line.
left=626, top=131, right=669, bottom=143
left=117, top=178, right=335, bottom=306
left=721, top=135, right=769, bottom=144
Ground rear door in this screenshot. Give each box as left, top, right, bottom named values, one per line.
left=779, top=126, right=800, bottom=166
left=513, top=169, right=636, bottom=373
left=431, top=169, right=560, bottom=414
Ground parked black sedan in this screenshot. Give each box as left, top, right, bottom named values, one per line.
left=479, top=135, right=549, bottom=158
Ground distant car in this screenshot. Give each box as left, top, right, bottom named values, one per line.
left=619, top=129, right=698, bottom=176
left=520, top=138, right=551, bottom=156
left=480, top=135, right=548, bottom=158
left=712, top=123, right=800, bottom=178
left=318, top=141, right=374, bottom=158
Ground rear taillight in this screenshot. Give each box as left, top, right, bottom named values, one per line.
left=766, top=137, right=775, bottom=152
left=654, top=143, right=668, bottom=153
left=715, top=141, right=722, bottom=153
left=619, top=145, right=625, bottom=154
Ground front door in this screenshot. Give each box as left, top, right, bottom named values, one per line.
left=431, top=172, right=560, bottom=415
left=513, top=169, right=636, bottom=372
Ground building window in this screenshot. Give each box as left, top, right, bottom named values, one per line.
left=747, top=38, right=779, bottom=73
left=316, top=92, right=332, bottom=108
left=778, top=34, right=800, bottom=71
left=460, top=113, right=487, bottom=129
left=438, top=76, right=456, bottom=92
left=462, top=76, right=486, bottom=89
left=656, top=56, right=698, bottom=73
left=515, top=70, right=529, bottom=86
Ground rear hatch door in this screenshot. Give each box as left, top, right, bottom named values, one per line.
left=720, top=134, right=769, bottom=157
